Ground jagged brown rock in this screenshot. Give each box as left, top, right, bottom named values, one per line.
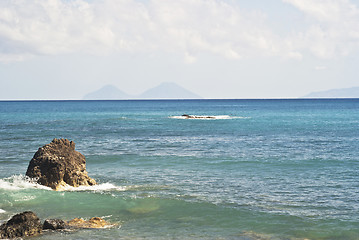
left=25, top=138, right=96, bottom=190
left=0, top=211, right=42, bottom=239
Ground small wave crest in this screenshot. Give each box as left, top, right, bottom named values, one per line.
left=0, top=176, right=165, bottom=194
left=0, top=175, right=51, bottom=191
left=0, top=209, right=6, bottom=214
left=169, top=115, right=247, bottom=120
left=58, top=182, right=127, bottom=192
left=60, top=183, right=169, bottom=193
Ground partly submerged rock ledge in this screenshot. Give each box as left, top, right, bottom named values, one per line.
left=44, top=217, right=113, bottom=230
left=0, top=212, right=113, bottom=239
left=25, top=138, right=96, bottom=190
left=67, top=217, right=111, bottom=229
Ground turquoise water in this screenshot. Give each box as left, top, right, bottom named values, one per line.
left=0, top=99, right=358, bottom=239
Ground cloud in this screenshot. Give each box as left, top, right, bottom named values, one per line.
left=283, top=0, right=359, bottom=58
left=0, top=0, right=146, bottom=59
left=147, top=0, right=284, bottom=59
left=0, top=0, right=150, bottom=55
left=315, top=65, right=327, bottom=70
left=1, top=0, right=359, bottom=62
left=0, top=0, right=293, bottom=62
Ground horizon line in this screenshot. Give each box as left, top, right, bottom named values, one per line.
left=1, top=97, right=359, bottom=102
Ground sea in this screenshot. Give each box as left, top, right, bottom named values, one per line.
left=0, top=99, right=358, bottom=240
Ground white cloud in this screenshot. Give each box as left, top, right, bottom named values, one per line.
left=282, top=0, right=358, bottom=22
left=315, top=65, right=327, bottom=70
left=283, top=0, right=359, bottom=58
left=147, top=0, right=283, bottom=59
left=0, top=0, right=293, bottom=62
left=1, top=0, right=359, bottom=63
left=0, top=0, right=150, bottom=57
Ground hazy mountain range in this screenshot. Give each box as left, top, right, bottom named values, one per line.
left=83, top=82, right=201, bottom=100
left=303, top=86, right=359, bottom=98
left=84, top=84, right=359, bottom=100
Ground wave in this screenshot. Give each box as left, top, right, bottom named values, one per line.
left=0, top=175, right=51, bottom=191
left=169, top=115, right=248, bottom=120
left=0, top=209, right=5, bottom=213
left=58, top=183, right=170, bottom=193
left=58, top=182, right=127, bottom=192
left=0, top=175, right=168, bottom=194
left=0, top=175, right=126, bottom=192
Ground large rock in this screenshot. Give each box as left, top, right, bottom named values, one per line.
left=0, top=211, right=42, bottom=239
left=26, top=138, right=96, bottom=190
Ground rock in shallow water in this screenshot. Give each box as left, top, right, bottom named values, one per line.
left=25, top=138, right=96, bottom=190
left=43, top=217, right=111, bottom=230
left=0, top=211, right=42, bottom=239
left=67, top=217, right=110, bottom=228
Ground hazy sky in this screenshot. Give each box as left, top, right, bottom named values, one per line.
left=1, top=0, right=359, bottom=99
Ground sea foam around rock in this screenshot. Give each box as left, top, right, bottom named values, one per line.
left=0, top=175, right=127, bottom=192
left=169, top=115, right=248, bottom=120
left=0, top=175, right=51, bottom=191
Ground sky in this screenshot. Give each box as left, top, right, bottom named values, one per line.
left=1, top=0, right=359, bottom=100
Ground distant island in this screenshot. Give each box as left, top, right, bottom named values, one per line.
left=303, top=87, right=359, bottom=98
left=83, top=85, right=132, bottom=100
left=83, top=82, right=201, bottom=100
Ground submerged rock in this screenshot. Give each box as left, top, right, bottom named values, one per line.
left=67, top=217, right=110, bottom=229
left=26, top=138, right=96, bottom=190
left=0, top=211, right=42, bottom=239
left=181, top=114, right=215, bottom=119
left=43, top=219, right=66, bottom=230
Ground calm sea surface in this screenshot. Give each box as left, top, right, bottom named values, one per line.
left=0, top=99, right=358, bottom=239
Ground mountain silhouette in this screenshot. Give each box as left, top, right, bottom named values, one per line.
left=303, top=86, right=359, bottom=98
left=83, top=82, right=201, bottom=100
left=83, top=85, right=132, bottom=100
left=138, top=82, right=201, bottom=99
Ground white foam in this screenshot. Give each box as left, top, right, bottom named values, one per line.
left=58, top=182, right=127, bottom=192
left=169, top=115, right=247, bottom=120
left=14, top=195, right=36, bottom=202
left=0, top=176, right=156, bottom=194
left=0, top=209, right=6, bottom=214
left=0, top=175, right=51, bottom=191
